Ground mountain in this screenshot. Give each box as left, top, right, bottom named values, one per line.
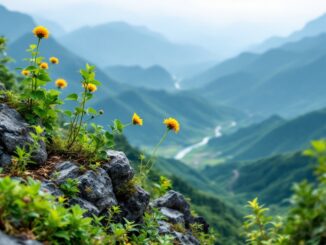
left=193, top=108, right=326, bottom=166
left=104, top=65, right=176, bottom=90
left=7, top=34, right=243, bottom=148
left=91, top=89, right=244, bottom=146
left=186, top=33, right=326, bottom=117
left=202, top=151, right=315, bottom=206
left=33, top=16, right=66, bottom=37
left=8, top=33, right=125, bottom=99
left=183, top=52, right=258, bottom=89
left=253, top=13, right=326, bottom=53
left=0, top=5, right=35, bottom=43
left=8, top=34, right=243, bottom=148
left=59, top=22, right=213, bottom=71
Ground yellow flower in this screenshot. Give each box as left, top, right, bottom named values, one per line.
left=163, top=117, right=180, bottom=133
left=33, top=26, right=49, bottom=39
left=39, top=62, right=49, bottom=69
left=132, top=113, right=143, bottom=126
left=55, top=78, right=68, bottom=89
left=21, top=69, right=30, bottom=76
left=49, top=57, right=59, bottom=64
left=86, top=83, right=97, bottom=93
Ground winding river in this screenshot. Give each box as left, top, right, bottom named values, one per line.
left=175, top=122, right=236, bottom=160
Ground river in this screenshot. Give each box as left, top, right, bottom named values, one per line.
left=175, top=121, right=236, bottom=160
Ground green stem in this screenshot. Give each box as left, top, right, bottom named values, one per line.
left=67, top=87, right=88, bottom=149
left=145, top=129, right=169, bottom=172
left=29, top=38, right=41, bottom=110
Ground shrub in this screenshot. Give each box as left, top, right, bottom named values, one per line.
left=243, top=140, right=326, bottom=245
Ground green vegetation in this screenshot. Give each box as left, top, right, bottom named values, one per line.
left=192, top=108, right=326, bottom=167
left=243, top=140, right=326, bottom=244
left=0, top=27, right=218, bottom=244
left=11, top=126, right=45, bottom=175
left=202, top=152, right=316, bottom=206
left=0, top=176, right=179, bottom=244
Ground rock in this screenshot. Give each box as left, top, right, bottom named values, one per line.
left=0, top=231, right=42, bottom=245
left=118, top=185, right=150, bottom=223
left=173, top=231, right=200, bottom=245
left=157, top=221, right=199, bottom=245
left=153, top=190, right=192, bottom=225
left=0, top=231, right=19, bottom=245
left=103, top=150, right=134, bottom=188
left=158, top=220, right=172, bottom=234
left=41, top=180, right=64, bottom=196
left=0, top=146, right=11, bottom=169
left=69, top=198, right=100, bottom=217
left=160, top=207, right=185, bottom=224
left=77, top=168, right=117, bottom=212
left=52, top=161, right=80, bottom=185
left=0, top=104, right=47, bottom=166
left=22, top=240, right=43, bottom=245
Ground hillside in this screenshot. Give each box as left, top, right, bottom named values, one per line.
left=104, top=65, right=176, bottom=90
left=5, top=28, right=243, bottom=148
left=202, top=152, right=315, bottom=206
left=253, top=13, right=326, bottom=53
left=186, top=33, right=326, bottom=117
left=59, top=22, right=213, bottom=70
left=0, top=5, right=35, bottom=43
left=91, top=89, right=244, bottom=146
left=184, top=107, right=326, bottom=167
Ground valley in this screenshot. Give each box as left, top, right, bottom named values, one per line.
left=1, top=3, right=326, bottom=244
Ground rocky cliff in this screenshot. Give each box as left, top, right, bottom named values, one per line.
left=0, top=103, right=209, bottom=244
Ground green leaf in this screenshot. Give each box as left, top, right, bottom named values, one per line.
left=30, top=90, right=45, bottom=100
left=113, top=119, right=124, bottom=134
left=87, top=107, right=97, bottom=115
left=64, top=110, right=73, bottom=117
left=37, top=71, right=51, bottom=82
left=66, top=93, right=78, bottom=101
left=85, top=93, right=93, bottom=101
left=91, top=79, right=102, bottom=86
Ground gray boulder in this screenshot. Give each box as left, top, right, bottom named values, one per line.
left=174, top=231, right=200, bottom=245
left=0, top=231, right=19, bottom=245
left=0, top=231, right=42, bottom=245
left=153, top=190, right=192, bottom=225
left=69, top=197, right=100, bottom=217
left=157, top=221, right=199, bottom=245
left=160, top=207, right=185, bottom=224
left=0, top=104, right=47, bottom=166
left=118, top=185, right=150, bottom=222
left=103, top=150, right=134, bottom=188
left=41, top=180, right=64, bottom=196
left=52, top=161, right=81, bottom=185
left=0, top=146, right=11, bottom=169
left=77, top=168, right=117, bottom=212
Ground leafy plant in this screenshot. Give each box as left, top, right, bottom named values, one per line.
left=11, top=125, right=45, bottom=175
left=60, top=178, right=80, bottom=198
left=0, top=176, right=109, bottom=244
left=243, top=140, right=326, bottom=245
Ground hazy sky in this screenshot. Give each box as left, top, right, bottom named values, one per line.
left=2, top=0, right=326, bottom=56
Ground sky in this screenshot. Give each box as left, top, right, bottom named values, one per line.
left=2, top=0, right=326, bottom=56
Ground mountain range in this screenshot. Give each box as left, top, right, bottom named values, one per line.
left=252, top=13, right=326, bottom=53
left=184, top=32, right=326, bottom=117
left=58, top=22, right=214, bottom=72
left=3, top=5, right=243, bottom=148
left=104, top=65, right=176, bottom=90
